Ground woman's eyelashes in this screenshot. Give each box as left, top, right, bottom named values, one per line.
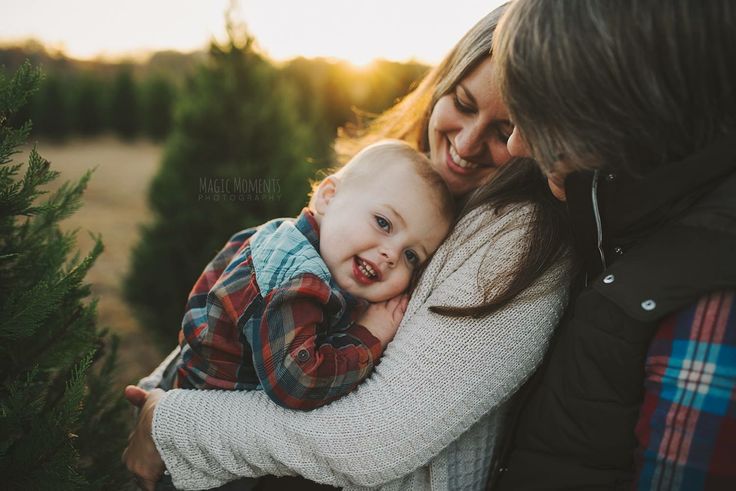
left=453, top=91, right=513, bottom=145
left=452, top=91, right=475, bottom=114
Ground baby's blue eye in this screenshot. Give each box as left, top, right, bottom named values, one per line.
left=375, top=215, right=390, bottom=231
left=404, top=250, right=420, bottom=266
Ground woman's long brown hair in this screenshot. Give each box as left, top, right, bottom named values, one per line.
left=336, top=3, right=571, bottom=318
left=429, top=158, right=569, bottom=318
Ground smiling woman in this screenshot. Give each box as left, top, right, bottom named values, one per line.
left=123, top=4, right=575, bottom=490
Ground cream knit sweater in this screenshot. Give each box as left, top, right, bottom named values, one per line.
left=149, top=203, right=570, bottom=490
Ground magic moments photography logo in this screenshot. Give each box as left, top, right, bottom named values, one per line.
left=198, top=177, right=282, bottom=202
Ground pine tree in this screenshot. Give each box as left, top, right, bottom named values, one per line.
left=141, top=75, right=176, bottom=141
left=31, top=72, right=71, bottom=139
left=125, top=29, right=318, bottom=345
left=0, top=62, right=130, bottom=490
left=72, top=73, right=105, bottom=136
left=109, top=67, right=138, bottom=139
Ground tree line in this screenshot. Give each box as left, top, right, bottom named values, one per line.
left=0, top=44, right=427, bottom=146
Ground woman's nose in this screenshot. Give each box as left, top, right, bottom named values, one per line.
left=507, top=127, right=530, bottom=157
left=454, top=124, right=484, bottom=158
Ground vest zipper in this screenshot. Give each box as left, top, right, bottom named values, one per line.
left=591, top=170, right=607, bottom=271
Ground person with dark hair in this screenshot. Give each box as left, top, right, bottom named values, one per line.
left=491, top=0, right=736, bottom=489
left=123, top=4, right=574, bottom=490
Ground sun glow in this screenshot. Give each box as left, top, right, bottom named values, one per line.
left=0, top=0, right=506, bottom=64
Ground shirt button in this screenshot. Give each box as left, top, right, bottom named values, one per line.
left=641, top=299, right=657, bottom=311
left=603, top=274, right=615, bottom=284
left=296, top=349, right=310, bottom=362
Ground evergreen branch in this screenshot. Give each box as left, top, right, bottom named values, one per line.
left=0, top=279, right=64, bottom=341
left=0, top=121, right=32, bottom=167
left=29, top=169, right=90, bottom=230
left=0, top=61, right=41, bottom=119
left=56, top=351, right=94, bottom=427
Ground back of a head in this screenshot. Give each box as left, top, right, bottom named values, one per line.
left=339, top=140, right=456, bottom=222
left=495, top=0, right=736, bottom=173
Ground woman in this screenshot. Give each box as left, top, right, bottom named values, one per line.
left=124, top=5, right=571, bottom=490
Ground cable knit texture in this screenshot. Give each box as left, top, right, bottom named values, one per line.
left=150, top=203, right=570, bottom=490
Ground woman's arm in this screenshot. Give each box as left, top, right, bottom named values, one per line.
left=152, top=207, right=570, bottom=490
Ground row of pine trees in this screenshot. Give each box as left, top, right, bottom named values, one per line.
left=12, top=68, right=177, bottom=141
left=2, top=46, right=427, bottom=145
left=0, top=25, right=425, bottom=488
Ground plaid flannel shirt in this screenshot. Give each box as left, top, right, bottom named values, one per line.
left=635, top=290, right=736, bottom=490
left=175, top=209, right=382, bottom=410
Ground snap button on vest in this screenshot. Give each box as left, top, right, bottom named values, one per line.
left=641, top=299, right=657, bottom=311
left=603, top=274, right=615, bottom=284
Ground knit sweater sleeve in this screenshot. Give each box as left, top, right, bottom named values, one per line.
left=152, top=205, right=570, bottom=490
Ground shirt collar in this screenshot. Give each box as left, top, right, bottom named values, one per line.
left=293, top=208, right=369, bottom=316
left=294, top=208, right=321, bottom=253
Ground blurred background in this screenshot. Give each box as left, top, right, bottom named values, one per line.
left=0, top=0, right=504, bottom=396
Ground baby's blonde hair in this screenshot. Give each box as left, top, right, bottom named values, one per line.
left=310, top=139, right=456, bottom=222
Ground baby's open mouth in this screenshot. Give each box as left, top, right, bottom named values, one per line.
left=353, top=256, right=380, bottom=283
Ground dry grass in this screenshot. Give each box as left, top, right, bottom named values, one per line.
left=18, top=135, right=168, bottom=385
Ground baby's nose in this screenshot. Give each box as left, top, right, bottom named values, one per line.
left=379, top=248, right=398, bottom=267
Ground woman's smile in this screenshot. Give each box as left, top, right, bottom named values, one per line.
left=427, top=58, right=513, bottom=195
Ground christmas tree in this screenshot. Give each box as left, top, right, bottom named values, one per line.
left=0, top=62, right=129, bottom=490
left=109, top=67, right=139, bottom=140
left=125, top=27, right=318, bottom=345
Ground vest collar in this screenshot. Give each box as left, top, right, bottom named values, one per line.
left=566, top=135, right=736, bottom=278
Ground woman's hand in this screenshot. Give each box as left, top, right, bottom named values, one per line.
left=122, top=385, right=166, bottom=491
left=358, top=293, right=409, bottom=347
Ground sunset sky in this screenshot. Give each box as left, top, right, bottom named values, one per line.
left=0, top=0, right=507, bottom=65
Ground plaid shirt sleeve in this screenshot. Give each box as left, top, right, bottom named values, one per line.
left=250, top=273, right=383, bottom=411
left=185, top=229, right=254, bottom=305
left=176, top=229, right=258, bottom=390
left=634, top=290, right=736, bottom=490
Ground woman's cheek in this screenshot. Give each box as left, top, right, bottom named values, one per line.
left=427, top=96, right=453, bottom=161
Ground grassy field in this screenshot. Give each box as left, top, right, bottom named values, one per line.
left=19, top=135, right=167, bottom=386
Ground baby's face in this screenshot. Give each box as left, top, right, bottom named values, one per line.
left=318, top=160, right=450, bottom=302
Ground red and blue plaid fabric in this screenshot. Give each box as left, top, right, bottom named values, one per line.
left=176, top=209, right=382, bottom=410
left=635, top=290, right=736, bottom=490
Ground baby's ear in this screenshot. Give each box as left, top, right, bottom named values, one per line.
left=312, top=175, right=339, bottom=217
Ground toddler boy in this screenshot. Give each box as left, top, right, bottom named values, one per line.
left=173, top=140, right=455, bottom=410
